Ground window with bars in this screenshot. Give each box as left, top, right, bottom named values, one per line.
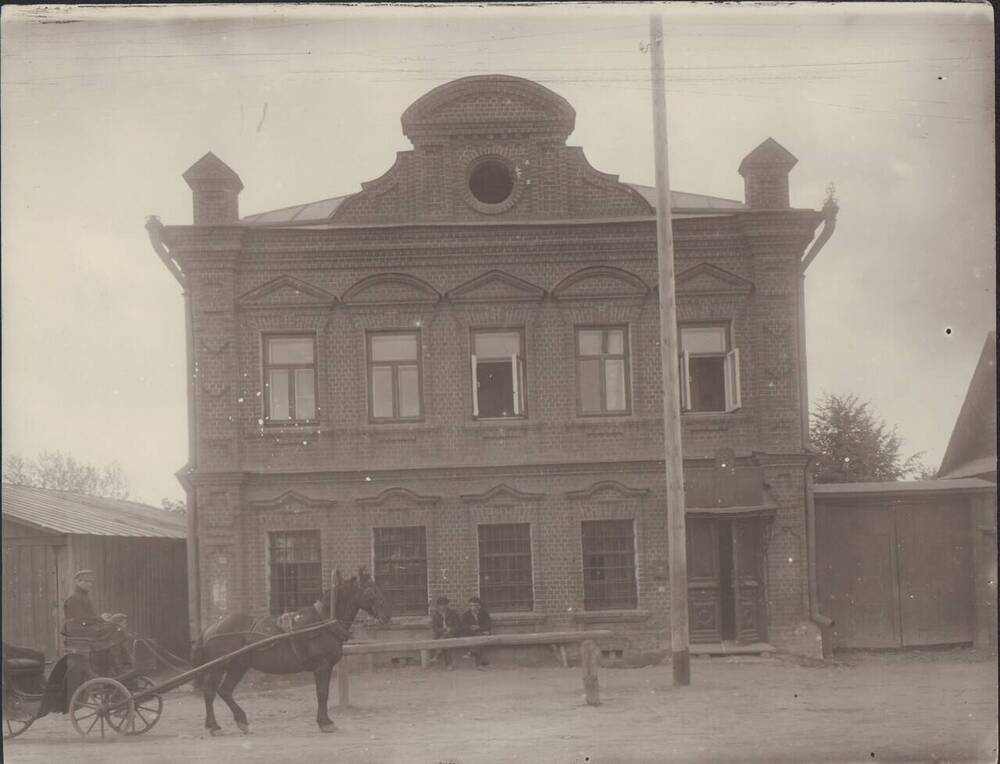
left=269, top=531, right=322, bottom=615
left=576, top=326, right=630, bottom=416
left=264, top=335, right=317, bottom=423
left=368, top=332, right=422, bottom=421
left=582, top=520, right=638, bottom=610
left=478, top=523, right=534, bottom=612
left=373, top=527, right=428, bottom=616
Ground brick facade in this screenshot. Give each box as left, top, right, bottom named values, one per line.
left=160, top=75, right=825, bottom=659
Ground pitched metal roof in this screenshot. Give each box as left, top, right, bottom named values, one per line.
left=240, top=185, right=744, bottom=227
left=936, top=456, right=997, bottom=481
left=241, top=194, right=353, bottom=225
left=1, top=484, right=186, bottom=539
left=625, top=184, right=746, bottom=212
left=813, top=478, right=995, bottom=497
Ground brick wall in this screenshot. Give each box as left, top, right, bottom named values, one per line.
left=164, top=76, right=824, bottom=655
left=167, top=211, right=820, bottom=653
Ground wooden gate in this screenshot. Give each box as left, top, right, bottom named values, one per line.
left=2, top=529, right=66, bottom=658
left=816, top=498, right=974, bottom=648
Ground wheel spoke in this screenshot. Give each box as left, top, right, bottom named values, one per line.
left=85, top=714, right=99, bottom=735
left=99, top=715, right=106, bottom=738
left=73, top=710, right=100, bottom=723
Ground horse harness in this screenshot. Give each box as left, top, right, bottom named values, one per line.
left=221, top=605, right=345, bottom=670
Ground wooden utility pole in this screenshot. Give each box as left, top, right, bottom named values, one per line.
left=649, top=13, right=690, bottom=686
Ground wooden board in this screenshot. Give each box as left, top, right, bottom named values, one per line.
left=816, top=498, right=975, bottom=649
left=895, top=502, right=973, bottom=646
left=816, top=505, right=900, bottom=649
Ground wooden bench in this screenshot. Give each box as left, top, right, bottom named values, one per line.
left=339, top=630, right=612, bottom=707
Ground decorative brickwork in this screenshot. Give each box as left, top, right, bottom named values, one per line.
left=162, top=76, right=826, bottom=657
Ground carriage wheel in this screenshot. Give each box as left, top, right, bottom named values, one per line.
left=69, top=677, right=134, bottom=739
left=114, top=675, right=162, bottom=735
left=2, top=700, right=35, bottom=740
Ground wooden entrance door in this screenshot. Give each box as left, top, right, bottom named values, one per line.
left=687, top=517, right=766, bottom=644
left=732, top=519, right=765, bottom=643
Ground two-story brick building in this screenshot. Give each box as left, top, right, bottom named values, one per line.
left=150, top=75, right=833, bottom=659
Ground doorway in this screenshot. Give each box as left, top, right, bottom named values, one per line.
left=687, top=516, right=767, bottom=644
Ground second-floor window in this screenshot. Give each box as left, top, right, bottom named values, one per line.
left=680, top=325, right=741, bottom=413
left=368, top=332, right=422, bottom=421
left=471, top=330, right=526, bottom=419
left=264, top=335, right=316, bottom=423
left=577, top=326, right=630, bottom=416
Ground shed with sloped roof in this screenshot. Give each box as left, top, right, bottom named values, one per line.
left=2, top=484, right=189, bottom=658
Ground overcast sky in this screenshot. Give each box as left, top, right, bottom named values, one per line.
left=2, top=3, right=994, bottom=504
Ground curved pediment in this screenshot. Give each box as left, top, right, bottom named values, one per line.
left=553, top=266, right=650, bottom=301
left=238, top=275, right=335, bottom=309
left=342, top=273, right=441, bottom=306
left=675, top=263, right=753, bottom=295
left=402, top=75, right=576, bottom=142
left=460, top=483, right=545, bottom=504
left=248, top=491, right=336, bottom=512
left=565, top=481, right=650, bottom=502
left=356, top=487, right=441, bottom=508
left=447, top=271, right=546, bottom=304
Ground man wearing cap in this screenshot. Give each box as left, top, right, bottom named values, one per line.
left=63, top=570, right=101, bottom=635
left=63, top=570, right=130, bottom=699
left=461, top=597, right=492, bottom=669
left=430, top=596, right=461, bottom=669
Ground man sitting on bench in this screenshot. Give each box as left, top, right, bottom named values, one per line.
left=461, top=597, right=492, bottom=669
left=430, top=596, right=461, bottom=670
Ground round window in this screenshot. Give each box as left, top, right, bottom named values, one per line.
left=468, top=160, right=514, bottom=205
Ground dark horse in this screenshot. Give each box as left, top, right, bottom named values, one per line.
left=191, top=567, right=390, bottom=734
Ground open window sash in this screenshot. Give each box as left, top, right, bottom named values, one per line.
left=471, top=353, right=480, bottom=417
left=679, top=352, right=692, bottom=411
left=511, top=353, right=525, bottom=416
left=724, top=348, right=742, bottom=412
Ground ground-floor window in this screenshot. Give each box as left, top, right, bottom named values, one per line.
left=269, top=530, right=322, bottom=615
left=373, top=526, right=428, bottom=616
left=582, top=520, right=638, bottom=610
left=478, top=523, right=534, bottom=612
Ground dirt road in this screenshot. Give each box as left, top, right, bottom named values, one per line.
left=4, top=649, right=996, bottom=763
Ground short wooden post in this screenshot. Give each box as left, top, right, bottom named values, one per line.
left=559, top=645, right=569, bottom=668
left=337, top=659, right=350, bottom=708
left=580, top=639, right=600, bottom=706
left=420, top=649, right=430, bottom=668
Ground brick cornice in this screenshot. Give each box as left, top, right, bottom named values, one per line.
left=194, top=451, right=811, bottom=488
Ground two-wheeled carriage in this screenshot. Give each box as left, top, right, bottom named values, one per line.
left=2, top=618, right=340, bottom=741
left=2, top=630, right=166, bottom=740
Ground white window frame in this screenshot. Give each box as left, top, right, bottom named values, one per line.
left=679, top=325, right=741, bottom=413
left=470, top=330, right=526, bottom=419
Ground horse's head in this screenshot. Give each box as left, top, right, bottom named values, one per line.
left=320, top=566, right=390, bottom=627
left=356, top=566, right=392, bottom=625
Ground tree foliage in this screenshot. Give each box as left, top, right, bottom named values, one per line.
left=2, top=451, right=133, bottom=500
left=810, top=393, right=928, bottom=483
left=160, top=497, right=186, bottom=514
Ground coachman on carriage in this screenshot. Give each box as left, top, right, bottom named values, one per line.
left=3, top=565, right=392, bottom=740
